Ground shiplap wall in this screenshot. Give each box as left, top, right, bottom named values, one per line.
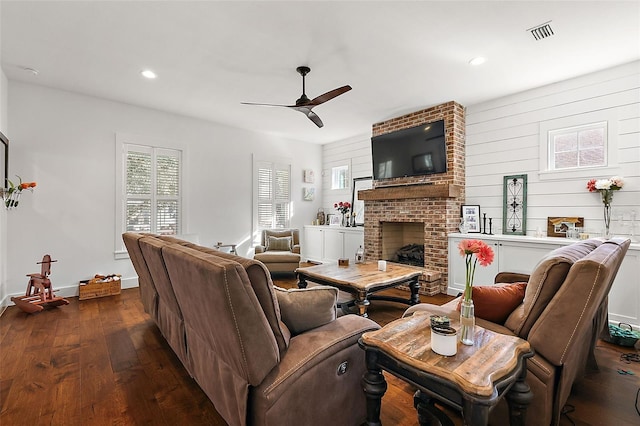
left=465, top=60, right=639, bottom=236
left=321, top=133, right=372, bottom=216
left=323, top=61, right=640, bottom=237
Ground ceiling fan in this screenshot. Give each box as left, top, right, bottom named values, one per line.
left=241, top=66, right=352, bottom=128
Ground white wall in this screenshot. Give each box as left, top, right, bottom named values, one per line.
left=322, top=61, right=640, bottom=238
left=322, top=133, right=372, bottom=218
left=0, top=0, right=8, bottom=309
left=3, top=81, right=322, bottom=305
left=465, top=60, right=640, bottom=236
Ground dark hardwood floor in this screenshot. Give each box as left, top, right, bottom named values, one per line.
left=1, top=275, right=638, bottom=425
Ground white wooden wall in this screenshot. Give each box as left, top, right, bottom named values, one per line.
left=466, top=61, right=640, bottom=236
left=321, top=133, right=372, bottom=217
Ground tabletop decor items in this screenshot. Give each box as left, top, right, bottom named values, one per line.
left=587, top=176, right=624, bottom=238
left=334, top=201, right=351, bottom=227
left=458, top=239, right=495, bottom=345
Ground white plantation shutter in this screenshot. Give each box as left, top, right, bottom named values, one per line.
left=124, top=144, right=181, bottom=235
left=255, top=160, right=291, bottom=230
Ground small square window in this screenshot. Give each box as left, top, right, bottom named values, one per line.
left=331, top=165, right=350, bottom=190
left=548, top=122, right=607, bottom=170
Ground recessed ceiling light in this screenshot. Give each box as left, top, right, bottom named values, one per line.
left=469, top=57, right=486, bottom=66
left=141, top=70, right=157, bottom=79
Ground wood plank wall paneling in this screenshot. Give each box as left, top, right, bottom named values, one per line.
left=465, top=61, right=640, bottom=236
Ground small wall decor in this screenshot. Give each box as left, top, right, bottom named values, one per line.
left=503, top=174, right=528, bottom=235
left=303, top=187, right=315, bottom=201
left=461, top=205, right=481, bottom=233
left=303, top=169, right=315, bottom=183
left=547, top=217, right=584, bottom=238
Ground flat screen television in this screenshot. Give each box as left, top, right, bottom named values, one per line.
left=371, top=120, right=447, bottom=180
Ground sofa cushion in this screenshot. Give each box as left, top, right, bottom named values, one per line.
left=456, top=283, right=527, bottom=324
left=505, top=239, right=602, bottom=338
left=253, top=251, right=301, bottom=263
left=266, top=235, right=293, bottom=251
left=274, top=286, right=338, bottom=335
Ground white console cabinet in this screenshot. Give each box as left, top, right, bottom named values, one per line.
left=448, top=233, right=640, bottom=329
left=303, top=225, right=364, bottom=264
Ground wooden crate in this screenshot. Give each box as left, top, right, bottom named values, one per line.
left=79, top=278, right=121, bottom=300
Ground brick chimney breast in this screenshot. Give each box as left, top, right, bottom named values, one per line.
left=364, top=101, right=466, bottom=294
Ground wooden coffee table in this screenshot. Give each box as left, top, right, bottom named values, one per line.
left=296, top=262, right=422, bottom=317
left=359, top=310, right=534, bottom=426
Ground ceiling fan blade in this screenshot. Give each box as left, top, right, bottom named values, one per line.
left=309, top=85, right=352, bottom=106
left=240, top=101, right=295, bottom=108
left=306, top=110, right=324, bottom=128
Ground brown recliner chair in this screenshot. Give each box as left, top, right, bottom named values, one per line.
left=123, top=232, right=380, bottom=426
left=254, top=229, right=301, bottom=274
left=404, top=237, right=631, bottom=426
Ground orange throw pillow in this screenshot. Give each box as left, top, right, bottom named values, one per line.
left=457, top=282, right=527, bottom=324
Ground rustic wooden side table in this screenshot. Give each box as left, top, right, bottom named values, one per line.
left=359, top=310, right=534, bottom=426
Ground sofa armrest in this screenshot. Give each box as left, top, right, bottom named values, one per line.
left=494, top=272, right=530, bottom=284
left=292, top=244, right=300, bottom=254
left=255, top=245, right=266, bottom=254
left=255, top=315, right=379, bottom=396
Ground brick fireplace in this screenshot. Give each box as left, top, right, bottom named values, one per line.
left=360, top=101, right=466, bottom=295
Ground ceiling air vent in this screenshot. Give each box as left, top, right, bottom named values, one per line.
left=528, top=21, right=554, bottom=40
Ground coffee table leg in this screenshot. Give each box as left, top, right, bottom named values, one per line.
left=297, top=274, right=307, bottom=289
left=414, top=390, right=454, bottom=426
left=506, top=360, right=533, bottom=426
left=356, top=291, right=370, bottom=317
left=362, top=349, right=387, bottom=426
left=409, top=277, right=421, bottom=305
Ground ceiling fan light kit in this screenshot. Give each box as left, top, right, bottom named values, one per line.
left=242, top=66, right=351, bottom=128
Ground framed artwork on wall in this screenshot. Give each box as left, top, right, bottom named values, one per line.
left=350, top=176, right=373, bottom=226
left=1, top=131, right=7, bottom=189
left=461, top=205, right=481, bottom=233
left=303, top=169, right=315, bottom=183
left=303, top=187, right=315, bottom=201
left=503, top=174, right=528, bottom=235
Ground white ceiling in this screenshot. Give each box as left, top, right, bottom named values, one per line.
left=2, top=1, right=639, bottom=144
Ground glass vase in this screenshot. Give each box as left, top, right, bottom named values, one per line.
left=603, top=204, right=612, bottom=238
left=459, top=298, right=475, bottom=345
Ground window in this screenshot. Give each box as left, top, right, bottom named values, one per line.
left=548, top=122, right=607, bottom=170
left=331, top=165, right=350, bottom=189
left=116, top=138, right=182, bottom=258
left=254, top=160, right=291, bottom=229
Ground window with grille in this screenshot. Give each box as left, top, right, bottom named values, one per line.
left=548, top=122, right=607, bottom=170
left=124, top=145, right=181, bottom=235
left=254, top=160, right=291, bottom=230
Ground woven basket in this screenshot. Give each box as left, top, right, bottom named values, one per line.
left=608, top=323, right=640, bottom=347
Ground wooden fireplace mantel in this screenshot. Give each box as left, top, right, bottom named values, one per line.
left=358, top=183, right=462, bottom=201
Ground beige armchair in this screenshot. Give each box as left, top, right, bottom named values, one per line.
left=254, top=228, right=301, bottom=274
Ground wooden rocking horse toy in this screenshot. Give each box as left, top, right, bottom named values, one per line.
left=11, top=254, right=69, bottom=313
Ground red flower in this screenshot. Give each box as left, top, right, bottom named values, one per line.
left=458, top=239, right=495, bottom=302
left=29, top=182, right=37, bottom=188
left=586, top=178, right=597, bottom=192
left=477, top=244, right=494, bottom=267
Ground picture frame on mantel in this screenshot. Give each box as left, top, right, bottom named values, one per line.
left=461, top=205, right=481, bottom=233
left=351, top=176, right=373, bottom=226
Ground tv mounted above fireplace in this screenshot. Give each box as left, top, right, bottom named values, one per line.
left=371, top=120, right=446, bottom=180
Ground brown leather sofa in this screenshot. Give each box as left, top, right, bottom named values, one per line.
left=122, top=232, right=379, bottom=426
left=404, top=237, right=631, bottom=426
left=253, top=229, right=301, bottom=274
